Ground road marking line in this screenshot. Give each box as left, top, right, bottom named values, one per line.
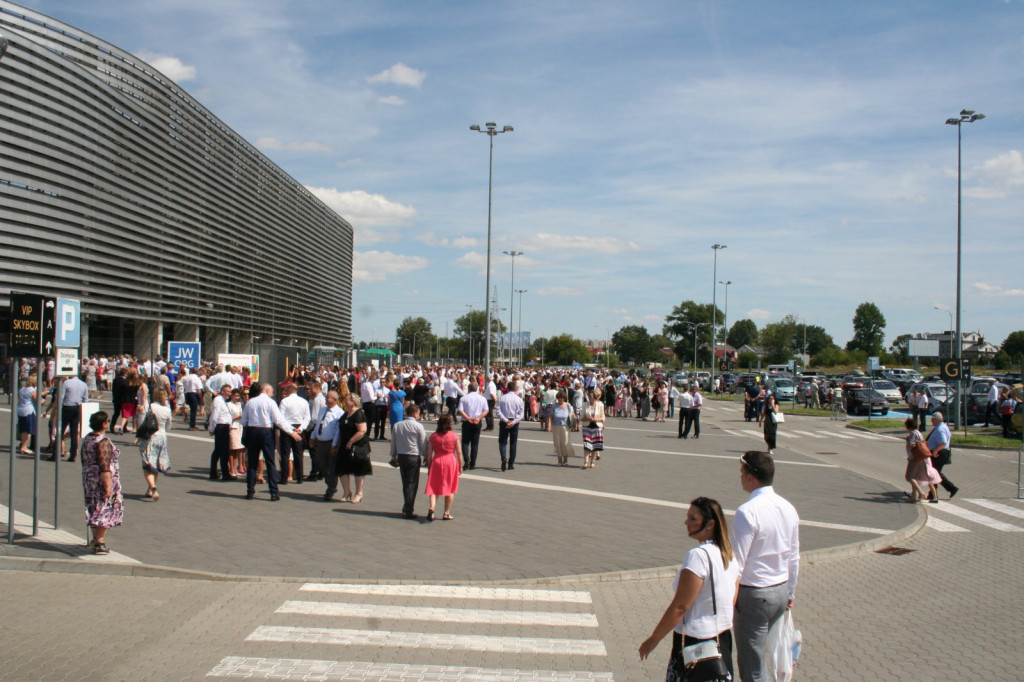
left=845, top=431, right=883, bottom=440
left=246, top=626, right=608, bottom=655
left=926, top=516, right=970, bottom=532
left=206, top=657, right=616, bottom=681
left=964, top=499, right=1024, bottom=520
left=742, top=430, right=764, bottom=438
left=299, top=584, right=592, bottom=603
left=831, top=432, right=855, bottom=439
left=790, top=430, right=823, bottom=438
left=927, top=504, right=1024, bottom=532
left=0, top=503, right=139, bottom=563
left=276, top=601, right=599, bottom=627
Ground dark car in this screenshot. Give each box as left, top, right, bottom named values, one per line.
left=844, top=388, right=889, bottom=416
left=905, top=382, right=953, bottom=416
left=733, top=372, right=763, bottom=394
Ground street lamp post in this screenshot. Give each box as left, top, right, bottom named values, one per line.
left=504, top=250, right=524, bottom=366
left=945, top=109, right=984, bottom=429
left=465, top=304, right=474, bottom=366
left=710, top=244, right=727, bottom=389
left=470, top=122, right=514, bottom=377
left=719, top=280, right=731, bottom=367
left=516, top=289, right=527, bottom=366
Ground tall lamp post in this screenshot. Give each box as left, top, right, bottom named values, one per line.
left=945, top=109, right=984, bottom=429
left=470, top=122, right=514, bottom=376
left=504, top=250, right=524, bottom=366
left=516, top=289, right=527, bottom=366
left=710, top=244, right=727, bottom=389
left=465, top=304, right=475, bottom=366
left=719, top=280, right=731, bottom=367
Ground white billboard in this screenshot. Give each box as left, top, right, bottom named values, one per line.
left=907, top=338, right=940, bottom=358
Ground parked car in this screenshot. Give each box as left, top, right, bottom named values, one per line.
left=768, top=377, right=797, bottom=402
left=965, top=379, right=1008, bottom=424
left=845, top=388, right=890, bottom=416
left=733, top=372, right=763, bottom=394
left=841, top=375, right=867, bottom=390
left=867, top=379, right=903, bottom=404
left=886, top=368, right=924, bottom=383
left=905, top=382, right=952, bottom=415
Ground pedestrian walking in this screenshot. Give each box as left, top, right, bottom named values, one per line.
left=550, top=391, right=575, bottom=465
left=496, top=383, right=524, bottom=471
left=732, top=451, right=800, bottom=682
left=903, top=418, right=940, bottom=503
left=138, top=389, right=172, bottom=500
left=424, top=414, right=462, bottom=521
left=762, top=393, right=780, bottom=455
left=457, top=382, right=488, bottom=470
left=581, top=390, right=605, bottom=469
left=639, top=496, right=738, bottom=682
left=925, top=412, right=958, bottom=500
left=390, top=403, right=428, bottom=519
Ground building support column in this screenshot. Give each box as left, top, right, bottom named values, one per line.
left=231, top=331, right=255, bottom=355
left=133, top=320, right=163, bottom=360
left=207, top=327, right=230, bottom=359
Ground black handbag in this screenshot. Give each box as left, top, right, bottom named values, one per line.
left=136, top=410, right=158, bottom=441
left=666, top=547, right=732, bottom=682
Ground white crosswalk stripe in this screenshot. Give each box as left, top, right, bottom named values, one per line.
left=927, top=503, right=1024, bottom=532
left=845, top=430, right=884, bottom=440
left=790, top=430, right=824, bottom=438
left=208, top=584, right=614, bottom=680
left=926, top=515, right=970, bottom=532
left=963, top=498, right=1024, bottom=520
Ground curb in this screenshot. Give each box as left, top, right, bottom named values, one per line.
left=0, top=507, right=928, bottom=584
left=845, top=423, right=1022, bottom=450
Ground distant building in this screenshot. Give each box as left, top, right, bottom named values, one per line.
left=918, top=331, right=998, bottom=360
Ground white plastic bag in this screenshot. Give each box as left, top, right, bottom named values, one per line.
left=766, top=609, right=801, bottom=682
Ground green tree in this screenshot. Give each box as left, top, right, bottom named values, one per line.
left=811, top=346, right=850, bottom=368
left=737, top=350, right=760, bottom=369
left=611, top=325, right=657, bottom=364
left=453, top=310, right=505, bottom=364
left=727, top=319, right=758, bottom=350
left=663, top=300, right=722, bottom=369
left=544, top=334, right=591, bottom=366
left=795, top=324, right=834, bottom=357
left=760, top=318, right=798, bottom=365
left=888, top=333, right=913, bottom=363
left=1001, top=331, right=1024, bottom=362
left=395, top=316, right=435, bottom=358
left=846, top=302, right=886, bottom=355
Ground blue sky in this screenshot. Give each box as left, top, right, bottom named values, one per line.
left=23, top=0, right=1024, bottom=352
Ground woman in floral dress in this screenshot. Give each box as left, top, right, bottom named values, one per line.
left=80, top=411, right=123, bottom=554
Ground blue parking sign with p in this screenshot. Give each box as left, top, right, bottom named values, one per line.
left=168, top=341, right=202, bottom=369
left=56, top=297, right=81, bottom=348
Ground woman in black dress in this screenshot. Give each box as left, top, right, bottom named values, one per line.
left=336, top=393, right=372, bottom=503
left=762, top=392, right=780, bottom=455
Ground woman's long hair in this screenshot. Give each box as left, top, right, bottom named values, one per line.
left=690, top=496, right=734, bottom=568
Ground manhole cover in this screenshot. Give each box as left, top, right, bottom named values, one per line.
left=815, top=452, right=839, bottom=455
left=875, top=546, right=915, bottom=556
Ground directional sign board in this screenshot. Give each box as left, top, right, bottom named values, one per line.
left=9, top=293, right=56, bottom=356
left=940, top=357, right=971, bottom=383
left=56, top=347, right=80, bottom=376
left=56, top=297, right=81, bottom=348
left=168, top=341, right=202, bottom=369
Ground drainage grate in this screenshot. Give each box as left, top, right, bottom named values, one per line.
left=815, top=452, right=839, bottom=455
left=875, top=546, right=915, bottom=556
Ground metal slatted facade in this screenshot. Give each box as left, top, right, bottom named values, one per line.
left=0, top=2, right=353, bottom=351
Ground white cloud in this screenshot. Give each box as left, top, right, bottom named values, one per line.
left=353, top=251, right=428, bottom=283
left=258, top=137, right=332, bottom=153
left=610, top=308, right=629, bottom=314
left=378, top=95, right=406, bottom=106
left=307, top=187, right=417, bottom=228
left=972, top=282, right=1024, bottom=297
left=366, top=62, right=426, bottom=87
left=136, top=51, right=196, bottom=82
left=538, top=286, right=583, bottom=296
left=747, top=309, right=772, bottom=321
left=530, top=233, right=643, bottom=254
left=417, top=232, right=481, bottom=249
left=456, top=252, right=487, bottom=272
left=965, top=150, right=1024, bottom=199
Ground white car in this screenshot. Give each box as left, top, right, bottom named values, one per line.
left=867, top=379, right=903, bottom=404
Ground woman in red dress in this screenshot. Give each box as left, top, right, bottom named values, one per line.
left=424, top=414, right=462, bottom=521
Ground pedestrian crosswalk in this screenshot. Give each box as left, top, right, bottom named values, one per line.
left=207, top=583, right=615, bottom=681
left=926, top=498, right=1024, bottom=534
left=722, top=427, right=890, bottom=442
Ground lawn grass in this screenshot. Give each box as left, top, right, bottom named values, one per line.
left=951, top=431, right=1024, bottom=449
left=850, top=419, right=906, bottom=430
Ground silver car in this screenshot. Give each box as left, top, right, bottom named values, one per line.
left=769, top=377, right=797, bottom=402
left=866, top=379, right=903, bottom=404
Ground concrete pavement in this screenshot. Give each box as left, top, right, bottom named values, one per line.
left=2, top=396, right=1023, bottom=680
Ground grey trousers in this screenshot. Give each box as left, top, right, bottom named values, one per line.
left=734, top=582, right=789, bottom=682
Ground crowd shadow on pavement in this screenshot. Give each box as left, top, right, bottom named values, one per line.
left=844, top=490, right=907, bottom=504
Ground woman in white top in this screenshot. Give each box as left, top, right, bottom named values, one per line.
left=639, top=497, right=738, bottom=682
left=138, top=388, right=173, bottom=500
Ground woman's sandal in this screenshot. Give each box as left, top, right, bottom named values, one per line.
left=92, top=541, right=109, bottom=555
left=442, top=513, right=453, bottom=521
left=144, top=487, right=154, bottom=498
left=427, top=509, right=434, bottom=522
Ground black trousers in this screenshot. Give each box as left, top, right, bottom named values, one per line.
left=499, top=422, right=519, bottom=464
left=397, top=454, right=421, bottom=515
left=485, top=399, right=495, bottom=430
left=61, top=404, right=81, bottom=460
left=373, top=404, right=388, bottom=439
left=210, top=423, right=231, bottom=478
left=687, top=408, right=701, bottom=437
left=677, top=407, right=691, bottom=437
left=245, top=428, right=278, bottom=495
left=461, top=421, right=481, bottom=468
left=279, top=425, right=304, bottom=483
left=932, top=449, right=957, bottom=494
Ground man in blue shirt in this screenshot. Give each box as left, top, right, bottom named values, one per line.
left=925, top=411, right=958, bottom=501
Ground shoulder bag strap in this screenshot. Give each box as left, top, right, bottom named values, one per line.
left=699, top=546, right=719, bottom=638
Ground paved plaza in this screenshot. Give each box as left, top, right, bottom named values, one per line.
left=2, top=398, right=1022, bottom=680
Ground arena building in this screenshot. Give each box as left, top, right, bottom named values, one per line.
left=0, top=2, right=353, bottom=360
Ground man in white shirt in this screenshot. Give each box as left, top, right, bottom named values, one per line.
left=242, top=382, right=301, bottom=501
left=389, top=403, right=429, bottom=519
left=484, top=374, right=499, bottom=431
left=207, top=383, right=235, bottom=480
left=496, top=384, right=525, bottom=471
left=984, top=379, right=999, bottom=427
left=457, top=382, right=489, bottom=470
left=443, top=373, right=464, bottom=423
left=731, top=451, right=800, bottom=682
left=676, top=386, right=694, bottom=439
left=180, top=367, right=204, bottom=430
left=305, top=382, right=327, bottom=481
left=278, top=383, right=311, bottom=485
